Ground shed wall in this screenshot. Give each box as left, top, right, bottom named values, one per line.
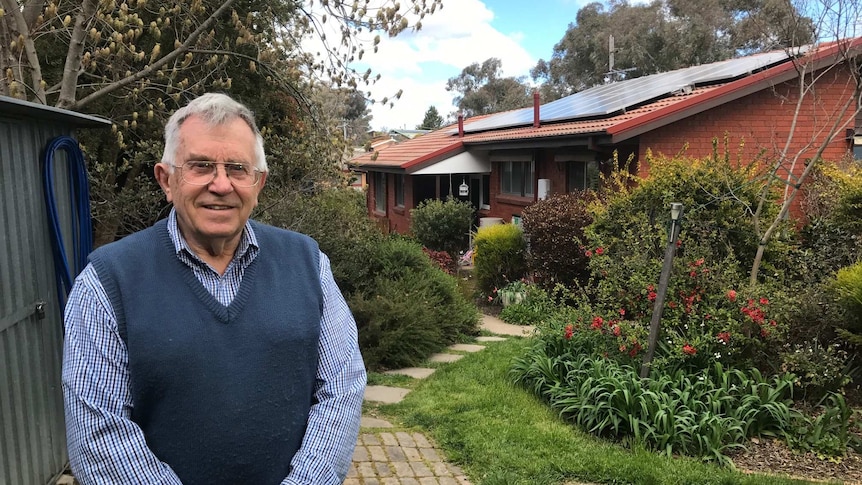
left=0, top=115, right=76, bottom=485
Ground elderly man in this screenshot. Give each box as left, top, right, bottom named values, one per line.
left=62, top=93, right=366, bottom=484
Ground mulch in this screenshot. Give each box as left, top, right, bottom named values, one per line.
left=730, top=437, right=862, bottom=484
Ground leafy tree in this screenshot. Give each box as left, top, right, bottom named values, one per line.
left=446, top=57, right=533, bottom=118
left=417, top=105, right=443, bottom=130
left=0, top=0, right=441, bottom=242
left=531, top=0, right=814, bottom=100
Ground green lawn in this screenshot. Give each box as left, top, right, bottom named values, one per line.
left=367, top=337, right=829, bottom=485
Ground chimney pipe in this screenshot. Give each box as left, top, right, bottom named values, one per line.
left=458, top=112, right=464, bottom=137
left=533, top=91, right=540, bottom=128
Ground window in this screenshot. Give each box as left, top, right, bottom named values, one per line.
left=562, top=159, right=599, bottom=192
left=395, top=174, right=405, bottom=207
left=500, top=161, right=534, bottom=197
left=373, top=172, right=386, bottom=213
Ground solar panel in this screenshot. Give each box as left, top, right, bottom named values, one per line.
left=459, top=49, right=795, bottom=133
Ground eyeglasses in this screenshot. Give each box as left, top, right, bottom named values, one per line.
left=173, top=161, right=263, bottom=187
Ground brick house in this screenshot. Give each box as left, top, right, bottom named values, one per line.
left=351, top=39, right=862, bottom=234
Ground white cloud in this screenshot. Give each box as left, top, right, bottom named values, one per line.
left=351, top=0, right=538, bottom=131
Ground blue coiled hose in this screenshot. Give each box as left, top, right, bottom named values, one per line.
left=42, top=136, right=92, bottom=309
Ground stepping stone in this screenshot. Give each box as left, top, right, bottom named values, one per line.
left=429, top=353, right=464, bottom=363
left=447, top=343, right=485, bottom=352
left=476, top=336, right=506, bottom=342
left=385, top=367, right=436, bottom=379
left=364, top=385, right=410, bottom=404
left=480, top=314, right=534, bottom=336
left=360, top=416, right=394, bottom=428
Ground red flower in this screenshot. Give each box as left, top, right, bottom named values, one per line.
left=619, top=308, right=626, bottom=316
left=667, top=301, right=677, bottom=309
left=726, top=289, right=737, bottom=302
left=595, top=247, right=605, bottom=255
left=760, top=297, right=769, bottom=305
left=689, top=271, right=698, bottom=278
left=590, top=316, right=604, bottom=330
left=682, top=343, right=697, bottom=355
left=647, top=291, right=657, bottom=302
left=629, top=342, right=642, bottom=357
left=585, top=250, right=593, bottom=258
left=612, top=325, right=621, bottom=336
left=619, top=344, right=627, bottom=352
left=564, top=324, right=574, bottom=340
left=716, top=332, right=730, bottom=344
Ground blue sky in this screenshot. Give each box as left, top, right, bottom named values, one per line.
left=352, top=0, right=597, bottom=131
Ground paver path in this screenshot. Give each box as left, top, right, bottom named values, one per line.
left=355, top=315, right=533, bottom=484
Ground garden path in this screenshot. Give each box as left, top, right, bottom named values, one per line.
left=350, top=315, right=534, bottom=485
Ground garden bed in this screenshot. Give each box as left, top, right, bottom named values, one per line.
left=731, top=437, right=862, bottom=485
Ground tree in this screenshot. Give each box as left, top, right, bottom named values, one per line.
left=446, top=57, right=533, bottom=118
left=417, top=105, right=443, bottom=130
left=531, top=0, right=814, bottom=101
left=0, top=0, right=442, bottom=242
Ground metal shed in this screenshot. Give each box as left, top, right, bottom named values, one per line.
left=0, top=96, right=110, bottom=485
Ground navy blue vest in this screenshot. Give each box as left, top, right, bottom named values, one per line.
left=89, top=219, right=323, bottom=485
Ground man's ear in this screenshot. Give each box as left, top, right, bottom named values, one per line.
left=154, top=162, right=174, bottom=203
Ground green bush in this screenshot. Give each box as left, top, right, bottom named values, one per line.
left=498, top=283, right=556, bottom=326
left=410, top=198, right=475, bottom=257
left=780, top=341, right=852, bottom=401
left=473, top=223, right=527, bottom=297
left=798, top=160, right=862, bottom=281
left=350, top=237, right=479, bottom=370
left=521, top=191, right=596, bottom=290
left=264, top=188, right=383, bottom=296
left=832, top=261, right=862, bottom=345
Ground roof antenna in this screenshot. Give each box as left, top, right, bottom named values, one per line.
left=606, top=35, right=636, bottom=83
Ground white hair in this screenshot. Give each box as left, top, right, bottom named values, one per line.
left=162, top=93, right=267, bottom=172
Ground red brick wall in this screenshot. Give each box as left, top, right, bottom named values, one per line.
left=639, top=66, right=856, bottom=180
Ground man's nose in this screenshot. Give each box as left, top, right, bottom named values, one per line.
left=208, top=165, right=234, bottom=193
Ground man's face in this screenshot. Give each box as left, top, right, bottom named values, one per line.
left=155, top=115, right=266, bottom=253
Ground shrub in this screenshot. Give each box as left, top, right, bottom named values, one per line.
left=780, top=341, right=852, bottom=401
left=349, top=237, right=479, bottom=370
left=423, top=248, right=456, bottom=275
left=521, top=191, right=596, bottom=290
left=832, top=261, right=862, bottom=346
left=498, top=283, right=556, bottom=326
left=473, top=223, right=527, bottom=297
left=798, top=160, right=862, bottom=281
left=410, top=198, right=475, bottom=258
left=264, top=188, right=382, bottom=296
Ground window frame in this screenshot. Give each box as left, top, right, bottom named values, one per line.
left=499, top=160, right=535, bottom=198
left=373, top=172, right=387, bottom=214
left=394, top=174, right=405, bottom=208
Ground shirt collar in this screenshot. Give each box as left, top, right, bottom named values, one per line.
left=166, top=208, right=259, bottom=262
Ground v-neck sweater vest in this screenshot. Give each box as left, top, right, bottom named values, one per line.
left=89, top=219, right=323, bottom=485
